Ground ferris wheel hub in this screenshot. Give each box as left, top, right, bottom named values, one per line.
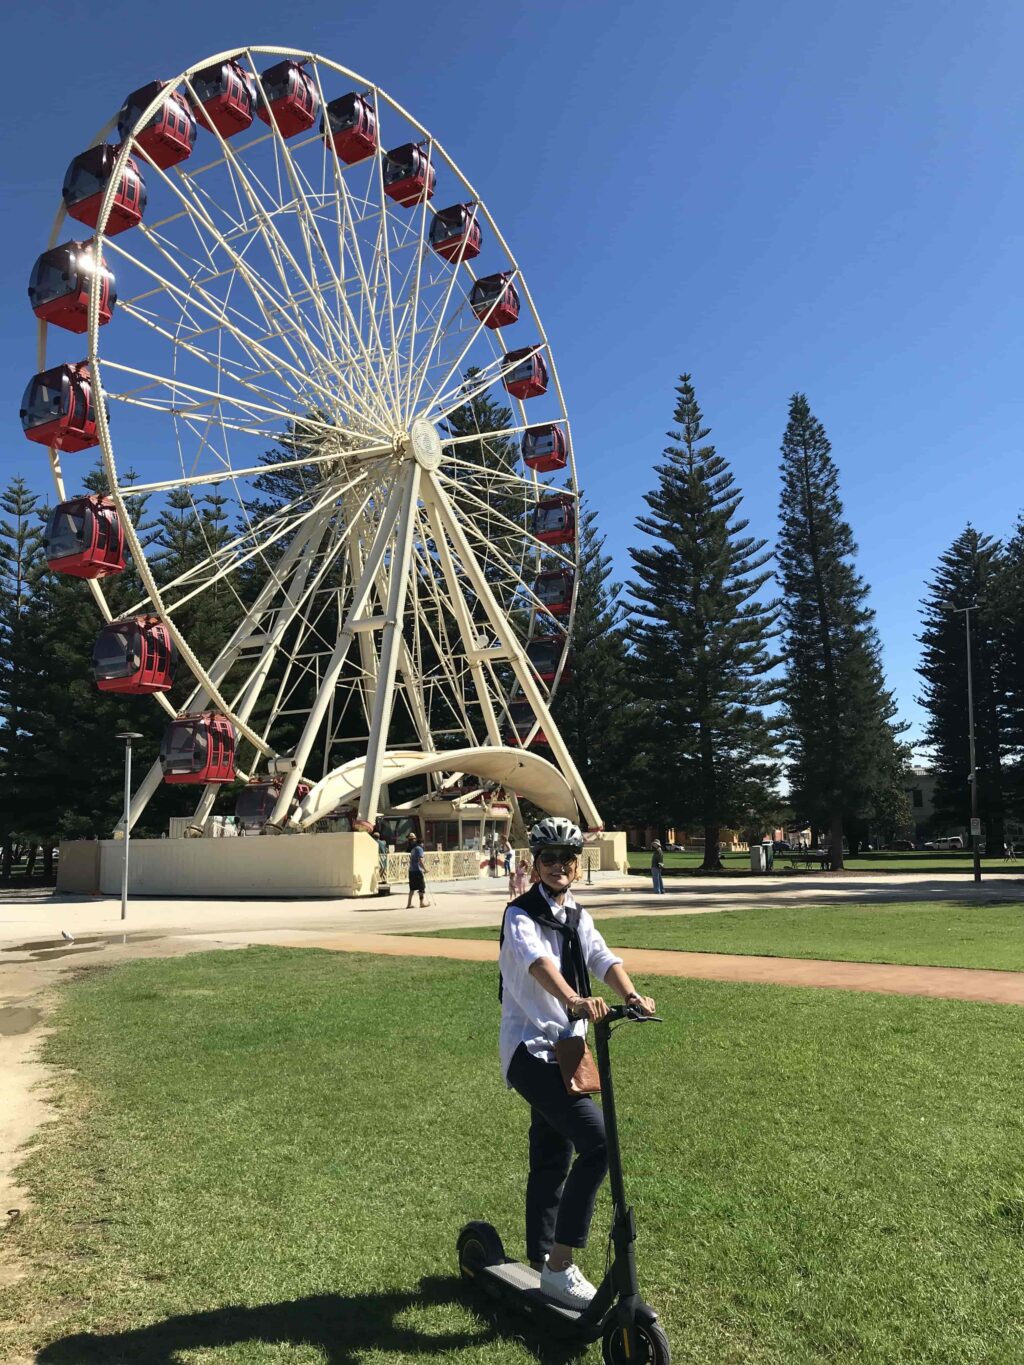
left=403, top=416, right=443, bottom=470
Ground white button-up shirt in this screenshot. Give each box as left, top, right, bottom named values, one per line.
left=498, top=884, right=622, bottom=1083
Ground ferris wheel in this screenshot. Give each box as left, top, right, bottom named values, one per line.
left=22, top=45, right=601, bottom=834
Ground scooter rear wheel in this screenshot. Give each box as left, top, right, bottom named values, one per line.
left=456, top=1221, right=505, bottom=1297
left=602, top=1318, right=671, bottom=1364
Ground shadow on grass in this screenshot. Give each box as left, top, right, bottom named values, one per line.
left=35, top=1274, right=587, bottom=1364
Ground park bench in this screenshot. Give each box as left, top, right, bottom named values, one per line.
left=785, top=848, right=833, bottom=871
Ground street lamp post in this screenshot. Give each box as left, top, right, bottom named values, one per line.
left=947, top=606, right=982, bottom=884
left=116, top=732, right=143, bottom=920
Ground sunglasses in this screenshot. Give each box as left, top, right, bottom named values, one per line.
left=537, top=849, right=578, bottom=867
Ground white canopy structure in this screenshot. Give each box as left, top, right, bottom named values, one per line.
left=292, top=746, right=578, bottom=829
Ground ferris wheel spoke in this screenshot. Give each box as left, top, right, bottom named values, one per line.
left=115, top=296, right=349, bottom=437
left=366, top=97, right=405, bottom=421
left=108, top=235, right=376, bottom=430
left=406, top=271, right=484, bottom=419
left=411, top=270, right=526, bottom=420
left=141, top=143, right=348, bottom=406
left=143, top=469, right=372, bottom=619
left=440, top=453, right=567, bottom=500
left=437, top=471, right=575, bottom=570
left=409, top=538, right=478, bottom=740
left=101, top=357, right=365, bottom=440
left=306, top=88, right=410, bottom=434
left=241, top=59, right=387, bottom=412
left=425, top=344, right=543, bottom=426
left=178, top=74, right=350, bottom=382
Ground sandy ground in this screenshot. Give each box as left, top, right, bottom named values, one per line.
left=2, top=869, right=1022, bottom=1287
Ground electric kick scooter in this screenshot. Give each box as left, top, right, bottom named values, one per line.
left=457, top=1004, right=670, bottom=1363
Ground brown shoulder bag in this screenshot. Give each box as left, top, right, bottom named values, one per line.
left=554, top=1034, right=601, bottom=1095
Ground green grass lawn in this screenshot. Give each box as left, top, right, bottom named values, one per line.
left=627, top=850, right=1021, bottom=874
left=425, top=901, right=1024, bottom=971
left=5, top=948, right=1024, bottom=1362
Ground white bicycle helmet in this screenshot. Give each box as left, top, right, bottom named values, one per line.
left=529, top=817, right=584, bottom=855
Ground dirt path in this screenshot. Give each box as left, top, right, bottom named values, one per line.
left=184, top=929, right=1024, bottom=1006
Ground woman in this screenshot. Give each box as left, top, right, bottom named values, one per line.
left=498, top=817, right=655, bottom=1310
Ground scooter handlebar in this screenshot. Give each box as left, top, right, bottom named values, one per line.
left=602, top=1004, right=663, bottom=1024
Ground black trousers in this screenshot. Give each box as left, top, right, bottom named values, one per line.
left=507, top=1043, right=608, bottom=1263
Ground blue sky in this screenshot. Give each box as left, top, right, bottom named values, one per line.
left=4, top=0, right=1021, bottom=751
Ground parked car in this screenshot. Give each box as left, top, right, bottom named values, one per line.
left=664, top=843, right=684, bottom=852
left=933, top=836, right=964, bottom=850
left=887, top=839, right=915, bottom=851
left=773, top=839, right=792, bottom=852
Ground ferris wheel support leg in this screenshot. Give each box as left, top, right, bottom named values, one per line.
left=424, top=478, right=602, bottom=832
left=420, top=499, right=504, bottom=748
left=356, top=464, right=422, bottom=826
left=266, top=475, right=407, bottom=828
left=121, top=758, right=166, bottom=834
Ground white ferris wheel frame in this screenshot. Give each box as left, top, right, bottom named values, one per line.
left=35, top=44, right=601, bottom=833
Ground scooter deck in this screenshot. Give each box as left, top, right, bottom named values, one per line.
left=479, top=1260, right=582, bottom=1324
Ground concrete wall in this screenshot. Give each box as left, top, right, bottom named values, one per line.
left=56, top=841, right=101, bottom=893
left=593, top=831, right=628, bottom=873
left=96, top=832, right=382, bottom=899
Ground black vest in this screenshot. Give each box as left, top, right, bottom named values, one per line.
left=498, top=883, right=591, bottom=1003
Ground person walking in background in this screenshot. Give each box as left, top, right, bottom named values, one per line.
left=406, top=830, right=427, bottom=908
left=501, top=834, right=514, bottom=877
left=650, top=840, right=665, bottom=894
left=510, top=857, right=530, bottom=899
left=372, top=825, right=389, bottom=887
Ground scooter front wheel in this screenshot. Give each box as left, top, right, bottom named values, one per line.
left=602, top=1318, right=671, bottom=1364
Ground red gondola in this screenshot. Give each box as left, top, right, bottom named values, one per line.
left=505, top=699, right=549, bottom=748
left=44, top=495, right=125, bottom=579
left=533, top=568, right=574, bottom=616
left=502, top=348, right=548, bottom=400
left=255, top=60, right=319, bottom=138
left=527, top=638, right=572, bottom=684
left=21, top=362, right=99, bottom=452
left=189, top=59, right=255, bottom=138
left=382, top=143, right=436, bottom=206
left=62, top=145, right=146, bottom=235
left=235, top=777, right=312, bottom=830
left=28, top=241, right=116, bottom=335
left=470, top=272, right=520, bottom=329
left=161, top=713, right=236, bottom=784
left=530, top=494, right=575, bottom=546
left=117, top=81, right=196, bottom=170
left=522, top=424, right=567, bottom=472
left=429, top=204, right=482, bottom=263
left=92, top=615, right=176, bottom=694
left=321, top=91, right=377, bottom=163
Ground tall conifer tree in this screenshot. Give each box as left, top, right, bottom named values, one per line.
left=917, top=526, right=1007, bottom=850
left=629, top=375, right=780, bottom=869
left=777, top=394, right=907, bottom=867
left=549, top=502, right=631, bottom=827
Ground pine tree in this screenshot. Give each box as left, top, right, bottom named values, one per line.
left=777, top=394, right=907, bottom=867
left=548, top=502, right=632, bottom=827
left=917, top=526, right=1007, bottom=851
left=995, top=515, right=1024, bottom=822
left=628, top=375, right=781, bottom=870
left=0, top=479, right=45, bottom=875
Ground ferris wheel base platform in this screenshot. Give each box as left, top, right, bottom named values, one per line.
left=61, top=830, right=629, bottom=899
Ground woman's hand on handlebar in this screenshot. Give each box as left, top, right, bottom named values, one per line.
left=567, top=995, right=610, bottom=1022
left=628, top=993, right=656, bottom=1016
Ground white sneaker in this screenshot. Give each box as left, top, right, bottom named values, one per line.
left=539, top=1262, right=597, bottom=1309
